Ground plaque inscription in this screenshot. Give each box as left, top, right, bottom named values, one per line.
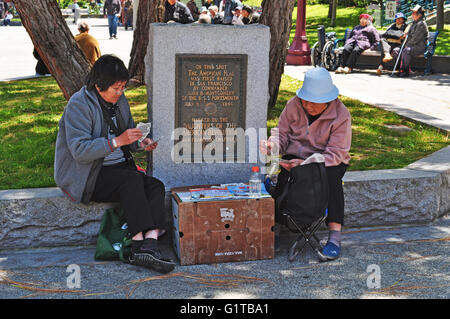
left=175, top=54, right=247, bottom=161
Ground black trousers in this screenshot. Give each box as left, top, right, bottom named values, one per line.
left=272, top=155, right=348, bottom=226
left=91, top=161, right=167, bottom=237
left=341, top=42, right=364, bottom=68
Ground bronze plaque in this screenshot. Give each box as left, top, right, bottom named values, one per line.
left=175, top=54, right=247, bottom=161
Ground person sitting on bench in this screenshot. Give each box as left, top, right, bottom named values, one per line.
left=376, top=12, right=407, bottom=76
left=54, top=55, right=175, bottom=273
left=392, top=5, right=429, bottom=77
left=335, top=13, right=380, bottom=74
left=260, top=67, right=352, bottom=260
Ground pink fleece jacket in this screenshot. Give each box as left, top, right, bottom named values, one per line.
left=268, top=96, right=352, bottom=167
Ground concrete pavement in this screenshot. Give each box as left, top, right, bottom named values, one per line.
left=0, top=215, right=449, bottom=299
left=0, top=17, right=133, bottom=82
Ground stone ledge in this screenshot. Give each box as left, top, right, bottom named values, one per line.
left=0, top=189, right=117, bottom=250
left=1, top=146, right=449, bottom=250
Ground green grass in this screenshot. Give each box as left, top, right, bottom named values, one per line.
left=0, top=76, right=448, bottom=189
left=429, top=25, right=450, bottom=56
left=0, top=78, right=65, bottom=189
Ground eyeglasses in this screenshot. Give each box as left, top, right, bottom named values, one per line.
left=110, top=87, right=127, bottom=95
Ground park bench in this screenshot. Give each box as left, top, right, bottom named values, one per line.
left=342, top=28, right=440, bottom=75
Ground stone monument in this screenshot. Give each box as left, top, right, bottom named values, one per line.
left=145, top=23, right=271, bottom=189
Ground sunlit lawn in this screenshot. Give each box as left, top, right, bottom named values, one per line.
left=0, top=76, right=448, bottom=189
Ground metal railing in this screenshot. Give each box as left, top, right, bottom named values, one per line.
left=381, top=0, right=450, bottom=26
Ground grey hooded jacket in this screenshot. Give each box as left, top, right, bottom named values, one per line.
left=54, top=86, right=139, bottom=204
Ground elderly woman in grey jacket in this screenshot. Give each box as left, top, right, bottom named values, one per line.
left=335, top=14, right=380, bottom=74
left=392, top=5, right=429, bottom=77
left=54, top=55, right=175, bottom=273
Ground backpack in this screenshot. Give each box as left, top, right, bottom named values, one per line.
left=94, top=207, right=132, bottom=262
left=276, top=162, right=329, bottom=226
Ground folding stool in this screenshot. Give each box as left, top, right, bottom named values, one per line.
left=282, top=208, right=328, bottom=262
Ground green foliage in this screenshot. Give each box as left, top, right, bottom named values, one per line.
left=59, top=0, right=90, bottom=9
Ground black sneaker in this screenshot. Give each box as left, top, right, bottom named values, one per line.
left=129, top=239, right=175, bottom=274
left=396, top=69, right=409, bottom=77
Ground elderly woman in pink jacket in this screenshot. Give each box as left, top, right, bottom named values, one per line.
left=336, top=13, right=380, bottom=74
left=260, top=67, right=352, bottom=260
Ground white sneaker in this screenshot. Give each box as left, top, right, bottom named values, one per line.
left=376, top=66, right=383, bottom=76
left=335, top=67, right=344, bottom=74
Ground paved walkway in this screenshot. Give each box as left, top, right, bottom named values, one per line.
left=284, top=65, right=450, bottom=133
left=0, top=215, right=449, bottom=299
left=0, top=18, right=133, bottom=82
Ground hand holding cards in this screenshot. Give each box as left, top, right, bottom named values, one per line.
left=141, top=136, right=163, bottom=151
left=279, top=158, right=304, bottom=172
left=136, top=122, right=151, bottom=143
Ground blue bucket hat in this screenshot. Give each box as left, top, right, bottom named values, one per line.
left=395, top=12, right=405, bottom=20
left=296, top=67, right=339, bottom=103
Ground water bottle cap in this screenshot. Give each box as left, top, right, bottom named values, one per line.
left=252, top=166, right=259, bottom=172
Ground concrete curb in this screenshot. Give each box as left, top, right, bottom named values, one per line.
left=0, top=146, right=449, bottom=250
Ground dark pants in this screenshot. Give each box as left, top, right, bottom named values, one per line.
left=272, top=155, right=348, bottom=226
left=341, top=42, right=364, bottom=68
left=392, top=45, right=424, bottom=72
left=91, top=161, right=167, bottom=237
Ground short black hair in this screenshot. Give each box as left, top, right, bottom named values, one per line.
left=242, top=5, right=253, bottom=14
left=85, top=54, right=129, bottom=92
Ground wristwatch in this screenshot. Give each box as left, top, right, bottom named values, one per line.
left=111, top=138, right=118, bottom=148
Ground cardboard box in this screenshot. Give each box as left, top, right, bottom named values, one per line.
left=171, top=187, right=274, bottom=265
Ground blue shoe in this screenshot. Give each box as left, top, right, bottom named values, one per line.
left=318, top=241, right=341, bottom=262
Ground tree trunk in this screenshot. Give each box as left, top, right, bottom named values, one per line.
left=260, top=0, right=296, bottom=110
left=13, top=0, right=91, bottom=100
left=330, top=0, right=337, bottom=27
left=128, top=0, right=165, bottom=86
left=436, top=0, right=444, bottom=31
left=328, top=0, right=332, bottom=19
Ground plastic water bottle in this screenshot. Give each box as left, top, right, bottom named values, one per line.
left=249, top=166, right=261, bottom=198
left=264, top=156, right=279, bottom=193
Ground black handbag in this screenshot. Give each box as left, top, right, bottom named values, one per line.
left=276, top=162, right=329, bottom=226
left=383, top=28, right=404, bottom=40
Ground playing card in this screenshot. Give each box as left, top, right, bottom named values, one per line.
left=137, top=122, right=151, bottom=143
